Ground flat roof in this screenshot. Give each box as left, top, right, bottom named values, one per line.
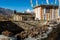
left=33, top=4, right=58, bottom=9
left=14, top=12, right=35, bottom=17
left=14, top=12, right=34, bottom=15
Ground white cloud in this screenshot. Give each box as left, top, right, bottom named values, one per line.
left=26, top=9, right=31, bottom=13
left=26, top=9, right=34, bottom=13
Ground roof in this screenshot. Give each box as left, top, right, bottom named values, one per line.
left=14, top=12, right=34, bottom=15
left=33, top=4, right=59, bottom=9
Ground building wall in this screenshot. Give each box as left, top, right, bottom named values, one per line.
left=52, top=8, right=54, bottom=20
left=13, top=14, right=22, bottom=21
left=41, top=8, right=44, bottom=20
left=34, top=6, right=59, bottom=21
left=13, top=14, right=35, bottom=21
left=34, top=7, right=44, bottom=20
left=50, top=8, right=52, bottom=20
left=46, top=13, right=50, bottom=21
left=34, top=7, right=41, bottom=20
left=43, top=8, right=50, bottom=21
left=55, top=9, right=59, bottom=19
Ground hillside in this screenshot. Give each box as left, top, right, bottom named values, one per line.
left=0, top=7, right=13, bottom=17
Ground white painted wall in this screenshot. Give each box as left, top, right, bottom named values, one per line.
left=34, top=7, right=41, bottom=20
left=52, top=9, right=55, bottom=20
left=43, top=8, right=46, bottom=20
left=37, top=7, right=41, bottom=20
left=58, top=9, right=60, bottom=18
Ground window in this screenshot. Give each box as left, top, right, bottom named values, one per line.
left=46, top=8, right=50, bottom=13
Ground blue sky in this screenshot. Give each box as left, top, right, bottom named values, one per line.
left=0, top=0, right=59, bottom=12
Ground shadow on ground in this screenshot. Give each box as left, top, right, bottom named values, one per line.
left=0, top=21, right=24, bottom=35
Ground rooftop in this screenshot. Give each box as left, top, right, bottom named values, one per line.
left=14, top=12, right=34, bottom=15
left=33, top=4, right=59, bottom=9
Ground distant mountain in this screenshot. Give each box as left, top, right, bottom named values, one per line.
left=0, top=7, right=13, bottom=17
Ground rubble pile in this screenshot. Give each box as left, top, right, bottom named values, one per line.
left=15, top=21, right=58, bottom=40
left=0, top=20, right=60, bottom=40
left=14, top=20, right=60, bottom=40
